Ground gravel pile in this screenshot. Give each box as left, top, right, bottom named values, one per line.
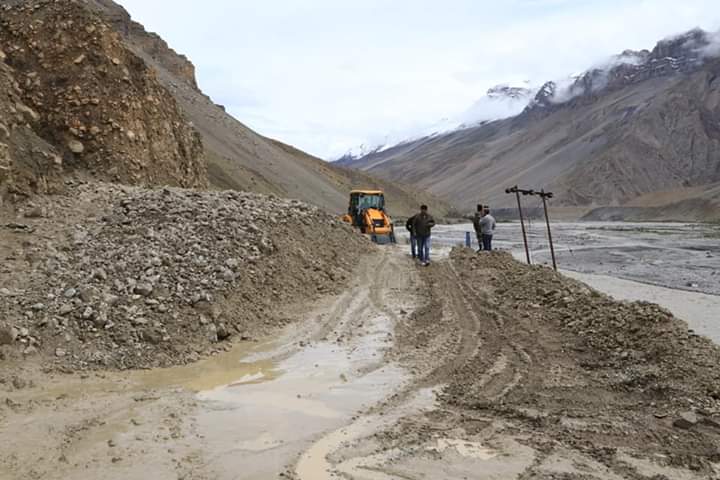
left=0, top=183, right=371, bottom=370
left=452, top=249, right=720, bottom=402
left=427, top=249, right=720, bottom=473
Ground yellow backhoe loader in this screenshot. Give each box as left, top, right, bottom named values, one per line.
left=341, top=190, right=396, bottom=244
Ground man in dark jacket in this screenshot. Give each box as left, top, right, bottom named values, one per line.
left=472, top=204, right=484, bottom=251
left=405, top=214, right=417, bottom=259
left=412, top=205, right=436, bottom=266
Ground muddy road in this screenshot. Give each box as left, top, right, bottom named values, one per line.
left=2, top=246, right=719, bottom=479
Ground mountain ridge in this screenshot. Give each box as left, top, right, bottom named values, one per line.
left=341, top=28, right=720, bottom=221
left=85, top=0, right=448, bottom=216
left=0, top=0, right=447, bottom=217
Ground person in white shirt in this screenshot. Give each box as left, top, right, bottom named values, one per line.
left=479, top=207, right=496, bottom=251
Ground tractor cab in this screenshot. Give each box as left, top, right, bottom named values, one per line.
left=349, top=190, right=385, bottom=225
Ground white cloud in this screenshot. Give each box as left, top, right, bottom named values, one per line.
left=699, top=30, right=720, bottom=58
left=116, top=0, right=720, bottom=159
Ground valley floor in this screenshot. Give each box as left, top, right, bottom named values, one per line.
left=2, top=246, right=719, bottom=479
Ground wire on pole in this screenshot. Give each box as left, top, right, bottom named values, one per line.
left=505, top=186, right=532, bottom=265
left=505, top=186, right=558, bottom=271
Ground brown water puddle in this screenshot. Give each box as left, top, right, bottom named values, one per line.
left=136, top=340, right=281, bottom=392
left=190, top=302, right=407, bottom=479
left=11, top=339, right=282, bottom=408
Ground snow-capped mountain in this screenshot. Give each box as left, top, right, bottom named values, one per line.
left=339, top=28, right=720, bottom=221
left=343, top=28, right=720, bottom=162
left=525, top=28, right=717, bottom=113
left=338, top=82, right=537, bottom=162
left=455, top=82, right=536, bottom=128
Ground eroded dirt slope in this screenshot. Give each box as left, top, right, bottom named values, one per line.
left=0, top=55, right=63, bottom=202
left=0, top=0, right=207, bottom=188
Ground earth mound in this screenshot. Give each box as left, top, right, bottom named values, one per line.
left=0, top=182, right=371, bottom=370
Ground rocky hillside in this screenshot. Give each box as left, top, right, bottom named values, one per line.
left=80, top=0, right=448, bottom=216
left=0, top=54, right=64, bottom=201
left=342, top=30, right=720, bottom=221
left=0, top=0, right=445, bottom=217
left=0, top=0, right=207, bottom=191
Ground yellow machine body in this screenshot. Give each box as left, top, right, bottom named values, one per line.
left=341, top=190, right=395, bottom=243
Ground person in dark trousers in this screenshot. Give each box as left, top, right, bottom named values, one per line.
left=405, top=214, right=417, bottom=259
left=479, top=207, right=496, bottom=251
left=472, top=204, right=484, bottom=252
left=412, top=205, right=436, bottom=266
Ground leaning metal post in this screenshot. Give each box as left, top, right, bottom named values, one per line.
left=506, top=186, right=531, bottom=265
left=539, top=190, right=558, bottom=271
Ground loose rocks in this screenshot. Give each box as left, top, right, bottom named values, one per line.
left=0, top=323, right=17, bottom=345
left=674, top=411, right=699, bottom=429
left=0, top=183, right=371, bottom=371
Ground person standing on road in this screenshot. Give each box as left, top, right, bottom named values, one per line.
left=472, top=204, right=484, bottom=252
left=479, top=207, right=496, bottom=251
left=405, top=214, right=418, bottom=259
left=412, top=205, right=436, bottom=266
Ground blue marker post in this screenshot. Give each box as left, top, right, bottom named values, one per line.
left=465, top=231, right=471, bottom=248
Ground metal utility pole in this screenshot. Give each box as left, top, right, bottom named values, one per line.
left=538, top=190, right=557, bottom=271
left=505, top=186, right=532, bottom=265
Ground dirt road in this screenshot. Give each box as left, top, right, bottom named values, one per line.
left=0, top=246, right=418, bottom=479
left=2, top=246, right=719, bottom=479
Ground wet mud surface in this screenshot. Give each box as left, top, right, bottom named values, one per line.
left=2, top=244, right=719, bottom=479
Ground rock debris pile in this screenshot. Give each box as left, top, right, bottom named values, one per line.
left=436, top=249, right=720, bottom=473
left=455, top=250, right=720, bottom=402
left=0, top=183, right=370, bottom=370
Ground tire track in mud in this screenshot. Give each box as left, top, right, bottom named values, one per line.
left=391, top=257, right=528, bottom=402
left=296, top=249, right=720, bottom=480
left=293, top=250, right=530, bottom=480
left=445, top=260, right=531, bottom=402
left=292, top=247, right=426, bottom=480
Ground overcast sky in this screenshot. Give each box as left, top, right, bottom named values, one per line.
left=117, top=0, right=719, bottom=159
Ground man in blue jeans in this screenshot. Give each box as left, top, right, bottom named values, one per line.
left=479, top=207, right=496, bottom=251
left=412, top=205, right=436, bottom=266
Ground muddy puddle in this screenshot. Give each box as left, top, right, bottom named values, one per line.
left=137, top=340, right=281, bottom=392
left=181, top=281, right=410, bottom=479
left=296, top=387, right=437, bottom=480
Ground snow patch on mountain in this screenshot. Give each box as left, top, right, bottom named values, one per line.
left=455, top=82, right=536, bottom=127
left=342, top=28, right=720, bottom=163
left=338, top=82, right=537, bottom=161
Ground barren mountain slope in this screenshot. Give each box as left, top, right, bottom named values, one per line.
left=342, top=31, right=720, bottom=220
left=82, top=0, right=447, bottom=216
